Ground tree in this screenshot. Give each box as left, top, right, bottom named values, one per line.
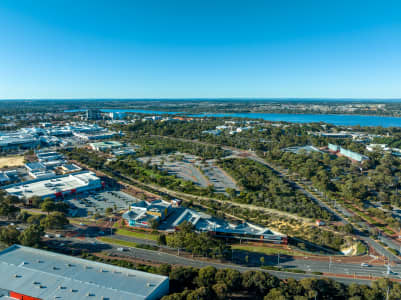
left=28, top=196, right=42, bottom=208
left=212, top=282, right=228, bottom=300
left=195, top=266, right=217, bottom=288
left=215, top=269, right=241, bottom=291
left=0, top=226, right=20, bottom=245
left=105, top=207, right=113, bottom=215
left=149, top=218, right=159, bottom=230
left=40, top=212, right=69, bottom=229
left=264, top=288, right=287, bottom=300
left=19, top=224, right=43, bottom=247
left=186, top=287, right=211, bottom=300
left=169, top=267, right=198, bottom=293
left=0, top=201, right=20, bottom=220
left=242, top=271, right=280, bottom=296
left=40, top=199, right=56, bottom=214
left=27, top=214, right=45, bottom=225
left=157, top=234, right=167, bottom=246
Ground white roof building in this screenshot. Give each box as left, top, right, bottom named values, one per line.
left=0, top=245, right=169, bottom=300
left=3, top=171, right=102, bottom=199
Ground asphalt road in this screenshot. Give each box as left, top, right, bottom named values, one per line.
left=109, top=233, right=401, bottom=280
left=58, top=236, right=390, bottom=286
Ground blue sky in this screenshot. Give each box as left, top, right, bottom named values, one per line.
left=1, top=0, right=401, bottom=99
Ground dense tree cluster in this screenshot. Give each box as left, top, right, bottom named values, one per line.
left=166, top=221, right=231, bottom=259
left=220, top=158, right=333, bottom=220
left=267, top=149, right=401, bottom=232
left=0, top=224, right=43, bottom=247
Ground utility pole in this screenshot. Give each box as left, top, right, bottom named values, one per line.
left=277, top=253, right=280, bottom=266
left=329, top=256, right=332, bottom=272
left=386, top=285, right=390, bottom=300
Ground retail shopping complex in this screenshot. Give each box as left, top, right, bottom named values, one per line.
left=3, top=171, right=103, bottom=200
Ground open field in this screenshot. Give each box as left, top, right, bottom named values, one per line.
left=114, top=227, right=159, bottom=241
left=97, top=236, right=139, bottom=248
left=0, top=155, right=24, bottom=168
left=232, top=244, right=311, bottom=256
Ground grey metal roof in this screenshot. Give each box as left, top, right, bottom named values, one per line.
left=0, top=245, right=169, bottom=300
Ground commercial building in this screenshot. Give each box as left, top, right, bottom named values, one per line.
left=0, top=170, right=18, bottom=186
left=123, top=200, right=172, bottom=228
left=123, top=201, right=287, bottom=244
left=0, top=133, right=39, bottom=152
left=170, top=208, right=287, bottom=244
left=58, top=163, right=81, bottom=174
left=282, top=145, right=322, bottom=154
left=3, top=171, right=102, bottom=200
left=73, top=130, right=118, bottom=141
left=313, top=132, right=352, bottom=139
left=109, top=111, right=126, bottom=120
left=0, top=172, right=11, bottom=185
left=89, top=141, right=123, bottom=151
left=36, top=151, right=64, bottom=163
left=328, top=143, right=340, bottom=152
left=85, top=109, right=102, bottom=120
left=0, top=245, right=169, bottom=300
left=328, top=144, right=369, bottom=163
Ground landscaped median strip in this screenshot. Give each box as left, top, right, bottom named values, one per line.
left=97, top=236, right=159, bottom=250
left=98, top=236, right=139, bottom=248
left=113, top=227, right=159, bottom=241
left=322, top=272, right=401, bottom=283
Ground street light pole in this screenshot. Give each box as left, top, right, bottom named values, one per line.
left=329, top=256, right=332, bottom=272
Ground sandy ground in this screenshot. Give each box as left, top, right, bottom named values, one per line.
left=0, top=155, right=24, bottom=168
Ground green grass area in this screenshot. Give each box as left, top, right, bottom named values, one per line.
left=232, top=244, right=308, bottom=256
left=114, top=227, right=159, bottom=241
left=20, top=208, right=45, bottom=216
left=98, top=236, right=138, bottom=248
left=355, top=242, right=368, bottom=256
left=98, top=237, right=159, bottom=251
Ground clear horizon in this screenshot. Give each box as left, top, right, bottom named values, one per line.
left=1, top=1, right=401, bottom=99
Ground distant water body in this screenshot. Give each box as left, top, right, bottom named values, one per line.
left=65, top=109, right=401, bottom=127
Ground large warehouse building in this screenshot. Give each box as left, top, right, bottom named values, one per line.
left=3, top=171, right=103, bottom=200
left=0, top=245, right=169, bottom=300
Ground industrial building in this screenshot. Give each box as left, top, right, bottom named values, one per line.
left=3, top=171, right=102, bottom=200
left=0, top=245, right=169, bottom=300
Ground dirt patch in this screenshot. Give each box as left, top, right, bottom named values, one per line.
left=0, top=155, right=24, bottom=168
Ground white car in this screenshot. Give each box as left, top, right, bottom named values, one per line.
left=361, top=263, right=370, bottom=267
